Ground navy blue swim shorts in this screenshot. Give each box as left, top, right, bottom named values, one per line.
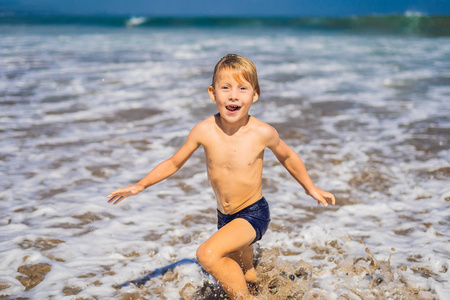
left=217, top=197, right=271, bottom=244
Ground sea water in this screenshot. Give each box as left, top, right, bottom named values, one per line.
left=0, top=16, right=449, bottom=299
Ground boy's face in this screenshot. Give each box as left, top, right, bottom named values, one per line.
left=208, top=68, right=259, bottom=125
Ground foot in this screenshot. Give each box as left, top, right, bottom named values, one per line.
left=244, top=268, right=257, bottom=283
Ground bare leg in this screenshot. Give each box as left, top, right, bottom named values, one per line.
left=228, top=244, right=257, bottom=283
left=196, top=218, right=257, bottom=300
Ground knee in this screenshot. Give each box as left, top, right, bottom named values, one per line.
left=196, top=243, right=217, bottom=271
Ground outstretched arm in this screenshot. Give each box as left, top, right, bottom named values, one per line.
left=267, top=128, right=335, bottom=206
left=107, top=126, right=202, bottom=205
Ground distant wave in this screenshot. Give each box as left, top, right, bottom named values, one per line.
left=404, top=10, right=425, bottom=17
left=125, top=16, right=148, bottom=27
left=1, top=14, right=449, bottom=36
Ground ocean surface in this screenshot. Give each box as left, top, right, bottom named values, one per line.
left=0, top=15, right=449, bottom=299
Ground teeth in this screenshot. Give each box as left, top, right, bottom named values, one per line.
left=226, top=105, right=240, bottom=111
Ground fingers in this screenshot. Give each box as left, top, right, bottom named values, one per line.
left=106, top=185, right=143, bottom=205
left=329, top=193, right=336, bottom=205
left=107, top=188, right=129, bottom=205
left=108, top=195, right=124, bottom=205
left=319, top=196, right=335, bottom=206
left=319, top=197, right=329, bottom=207
left=323, top=191, right=336, bottom=206
left=313, top=190, right=336, bottom=207
left=107, top=189, right=121, bottom=199
left=310, top=190, right=329, bottom=207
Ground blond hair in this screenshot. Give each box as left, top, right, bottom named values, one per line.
left=211, top=54, right=260, bottom=96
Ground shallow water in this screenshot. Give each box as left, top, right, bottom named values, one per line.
left=0, top=22, right=449, bottom=299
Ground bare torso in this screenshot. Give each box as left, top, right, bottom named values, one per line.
left=199, top=114, right=268, bottom=214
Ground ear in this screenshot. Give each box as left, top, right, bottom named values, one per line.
left=208, top=85, right=216, bottom=102
left=252, top=91, right=259, bottom=103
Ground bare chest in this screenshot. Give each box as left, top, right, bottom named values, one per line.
left=204, top=134, right=264, bottom=169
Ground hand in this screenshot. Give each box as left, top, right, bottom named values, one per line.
left=306, top=187, right=336, bottom=207
left=107, top=184, right=145, bottom=205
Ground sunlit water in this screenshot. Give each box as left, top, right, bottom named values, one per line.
left=0, top=23, right=449, bottom=299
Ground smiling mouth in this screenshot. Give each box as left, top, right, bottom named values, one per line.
left=226, top=105, right=241, bottom=112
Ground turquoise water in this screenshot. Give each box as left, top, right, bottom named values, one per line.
left=1, top=14, right=450, bottom=36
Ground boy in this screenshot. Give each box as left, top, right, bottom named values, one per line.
left=107, top=54, right=335, bottom=300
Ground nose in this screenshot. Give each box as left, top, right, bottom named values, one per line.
left=229, top=88, right=238, bottom=100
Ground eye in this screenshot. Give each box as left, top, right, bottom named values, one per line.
left=240, top=86, right=248, bottom=91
